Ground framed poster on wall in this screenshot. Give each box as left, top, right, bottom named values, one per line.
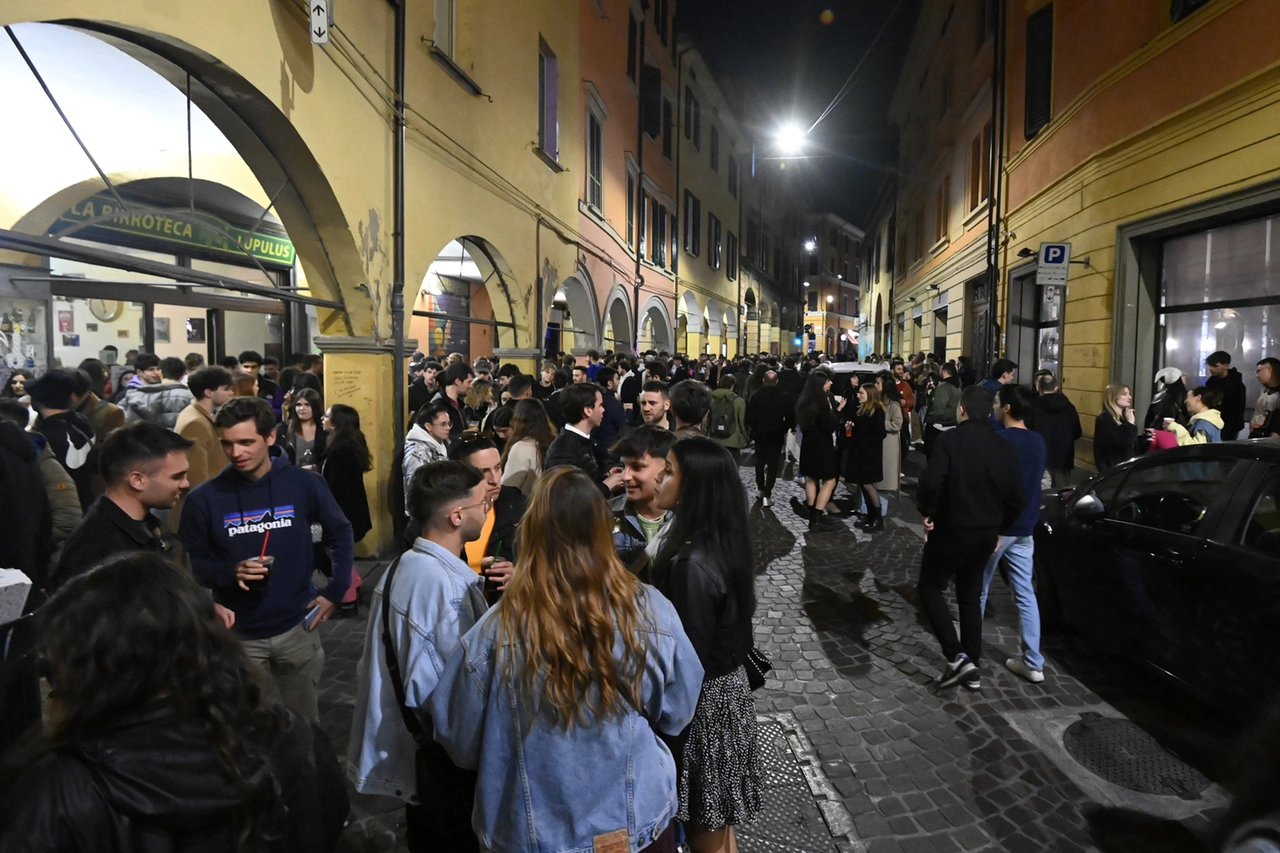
left=186, top=317, right=206, bottom=344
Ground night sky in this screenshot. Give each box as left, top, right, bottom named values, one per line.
left=678, top=0, right=921, bottom=229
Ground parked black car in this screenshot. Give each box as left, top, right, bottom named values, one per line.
left=1035, top=440, right=1280, bottom=720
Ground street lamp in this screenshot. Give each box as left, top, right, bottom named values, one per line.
left=776, top=122, right=807, bottom=155
left=804, top=239, right=816, bottom=253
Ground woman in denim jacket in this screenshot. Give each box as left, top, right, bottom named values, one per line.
left=431, top=467, right=704, bottom=853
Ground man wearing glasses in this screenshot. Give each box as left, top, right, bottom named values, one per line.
left=349, top=460, right=491, bottom=852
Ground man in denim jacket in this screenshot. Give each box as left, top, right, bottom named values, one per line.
left=348, top=461, right=490, bottom=852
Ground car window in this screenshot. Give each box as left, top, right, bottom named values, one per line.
left=1106, top=459, right=1238, bottom=536
left=1241, top=471, right=1280, bottom=555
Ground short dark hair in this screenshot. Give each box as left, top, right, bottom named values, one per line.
left=612, top=424, right=676, bottom=461
left=184, top=352, right=205, bottom=372
left=1036, top=373, right=1060, bottom=394
left=718, top=373, right=737, bottom=389
left=300, top=354, right=323, bottom=371
left=669, top=379, right=713, bottom=426
left=213, top=396, right=275, bottom=437
left=407, top=460, right=483, bottom=525
left=572, top=364, right=589, bottom=377
left=640, top=379, right=668, bottom=396
left=449, top=435, right=499, bottom=464
left=587, top=349, right=600, bottom=360
left=263, top=356, right=279, bottom=368
left=1206, top=350, right=1232, bottom=367
left=70, top=368, right=92, bottom=397
left=189, top=367, right=234, bottom=401
left=134, top=353, right=160, bottom=371
left=77, top=359, right=107, bottom=390
left=560, top=382, right=603, bottom=424
left=218, top=356, right=241, bottom=370
left=443, top=361, right=475, bottom=386
left=100, top=421, right=192, bottom=486
left=506, top=374, right=533, bottom=398
left=238, top=350, right=264, bottom=366
left=996, top=383, right=1035, bottom=422
left=960, top=385, right=996, bottom=422
left=1189, top=385, right=1222, bottom=409
left=159, top=357, right=186, bottom=381
left=990, top=358, right=1018, bottom=380
left=0, top=399, right=29, bottom=427
left=1258, top=357, right=1280, bottom=373
left=595, top=367, right=618, bottom=387
left=415, top=401, right=453, bottom=428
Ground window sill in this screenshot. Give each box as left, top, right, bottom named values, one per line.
left=963, top=202, right=990, bottom=230
left=429, top=46, right=485, bottom=98
left=930, top=237, right=950, bottom=256
left=534, top=147, right=566, bottom=173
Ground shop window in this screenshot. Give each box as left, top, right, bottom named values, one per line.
left=538, top=40, right=559, bottom=160
left=1024, top=4, right=1054, bottom=139
left=586, top=112, right=603, bottom=211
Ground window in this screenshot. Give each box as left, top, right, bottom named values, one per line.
left=969, top=121, right=992, bottom=211
left=651, top=203, right=667, bottom=267
left=809, top=254, right=820, bottom=276
left=726, top=232, right=738, bottom=280
left=808, top=291, right=818, bottom=311
left=710, top=126, right=719, bottom=171
left=1171, top=0, right=1213, bottom=24
left=639, top=192, right=648, bottom=258
left=656, top=0, right=670, bottom=45
left=662, top=98, right=674, bottom=160
left=935, top=176, right=950, bottom=243
left=728, top=156, right=738, bottom=197
left=684, top=90, right=702, bottom=150
left=434, top=0, right=455, bottom=58
left=746, top=219, right=759, bottom=260
left=843, top=294, right=851, bottom=314
left=626, top=13, right=638, bottom=83
left=1024, top=3, right=1054, bottom=139
left=538, top=41, right=559, bottom=159
left=1240, top=472, right=1280, bottom=553
left=683, top=191, right=701, bottom=256
left=586, top=113, right=603, bottom=211
left=842, top=262, right=850, bottom=280
left=829, top=228, right=838, bottom=248
left=1107, top=459, right=1238, bottom=535
left=626, top=172, right=636, bottom=246
left=708, top=213, right=722, bottom=270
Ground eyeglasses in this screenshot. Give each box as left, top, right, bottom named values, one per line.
left=454, top=496, right=493, bottom=514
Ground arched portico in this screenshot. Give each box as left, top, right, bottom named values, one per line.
left=638, top=295, right=673, bottom=353
left=602, top=284, right=634, bottom=354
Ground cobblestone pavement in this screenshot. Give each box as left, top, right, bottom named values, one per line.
left=319, top=449, right=1238, bottom=852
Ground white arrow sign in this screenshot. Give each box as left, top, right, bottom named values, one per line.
left=310, top=0, right=329, bottom=45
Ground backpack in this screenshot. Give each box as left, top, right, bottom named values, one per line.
left=710, top=394, right=738, bottom=439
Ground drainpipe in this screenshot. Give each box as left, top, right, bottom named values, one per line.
left=390, top=0, right=407, bottom=465
left=535, top=219, right=543, bottom=369
left=673, top=42, right=695, bottom=353
left=632, top=23, right=646, bottom=354
left=985, top=0, right=1008, bottom=365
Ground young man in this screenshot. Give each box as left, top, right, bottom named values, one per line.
left=171, top=366, right=236, bottom=529
left=448, top=437, right=522, bottom=589
left=978, top=385, right=1048, bottom=684
left=238, top=350, right=282, bottom=418
left=592, top=367, right=629, bottom=462
left=408, top=359, right=441, bottom=418
left=637, top=379, right=675, bottom=430
left=26, top=370, right=96, bottom=511
left=709, top=372, right=748, bottom=453
left=533, top=363, right=557, bottom=400
left=745, top=370, right=794, bottom=507
left=348, top=461, right=490, bottom=853
left=1030, top=374, right=1082, bottom=488
left=301, top=353, right=324, bottom=378
left=543, top=382, right=623, bottom=497
left=123, top=356, right=194, bottom=429
left=1250, top=357, right=1280, bottom=439
left=609, top=425, right=677, bottom=579
left=1204, top=351, right=1246, bottom=441
left=180, top=397, right=354, bottom=723
left=916, top=385, right=1023, bottom=692
left=668, top=378, right=713, bottom=438
left=571, top=364, right=590, bottom=384
left=923, top=363, right=962, bottom=460
left=57, top=422, right=190, bottom=591
left=431, top=361, right=475, bottom=439
left=980, top=358, right=1018, bottom=430
left=584, top=348, right=603, bottom=382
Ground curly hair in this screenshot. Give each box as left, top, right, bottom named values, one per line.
left=28, top=552, right=289, bottom=851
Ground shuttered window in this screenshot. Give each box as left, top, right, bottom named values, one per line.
left=1024, top=4, right=1053, bottom=139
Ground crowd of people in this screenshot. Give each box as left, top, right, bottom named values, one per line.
left=3, top=337, right=1279, bottom=852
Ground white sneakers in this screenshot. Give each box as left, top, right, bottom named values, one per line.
left=1005, top=657, right=1045, bottom=683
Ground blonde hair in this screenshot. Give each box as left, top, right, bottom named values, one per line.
left=497, top=467, right=649, bottom=729
left=857, top=383, right=887, bottom=416
left=1103, top=384, right=1130, bottom=424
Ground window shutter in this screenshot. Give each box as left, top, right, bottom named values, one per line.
left=1024, top=4, right=1054, bottom=139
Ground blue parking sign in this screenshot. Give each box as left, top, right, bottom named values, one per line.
left=1036, top=242, right=1072, bottom=286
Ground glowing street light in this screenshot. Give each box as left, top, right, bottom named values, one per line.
left=803, top=239, right=816, bottom=253
left=776, top=122, right=807, bottom=155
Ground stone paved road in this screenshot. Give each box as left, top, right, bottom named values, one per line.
left=320, top=449, right=1238, bottom=852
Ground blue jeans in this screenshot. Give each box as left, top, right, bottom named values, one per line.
left=979, top=535, right=1044, bottom=671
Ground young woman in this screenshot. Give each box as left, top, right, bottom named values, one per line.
left=320, top=404, right=372, bottom=612
left=0, top=552, right=347, bottom=851
left=650, top=437, right=763, bottom=853
left=1095, top=383, right=1141, bottom=470
left=464, top=378, right=494, bottom=427
left=500, top=398, right=556, bottom=496
left=793, top=370, right=845, bottom=532
left=1, top=368, right=34, bottom=399
left=277, top=388, right=326, bottom=469
left=874, top=371, right=905, bottom=515
left=431, top=467, right=703, bottom=853
left=1165, top=386, right=1224, bottom=445
left=233, top=374, right=258, bottom=398
left=841, top=384, right=888, bottom=532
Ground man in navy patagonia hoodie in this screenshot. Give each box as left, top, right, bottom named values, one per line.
left=180, top=396, right=354, bottom=723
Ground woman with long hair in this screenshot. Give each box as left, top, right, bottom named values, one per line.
left=0, top=552, right=347, bottom=851
left=841, top=384, right=888, bottom=532
left=276, top=388, right=325, bottom=469
left=793, top=370, right=845, bottom=531
left=1, top=368, right=33, bottom=399
left=651, top=437, right=763, bottom=853
left=500, top=398, right=557, bottom=495
left=873, top=371, right=905, bottom=517
left=233, top=374, right=258, bottom=398
left=744, top=362, right=770, bottom=402
left=464, top=378, right=493, bottom=427
left=430, top=467, right=703, bottom=853
left=320, top=404, right=371, bottom=612
left=1094, top=383, right=1140, bottom=471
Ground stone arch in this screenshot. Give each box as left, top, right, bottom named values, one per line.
left=602, top=283, right=634, bottom=354
left=542, top=263, right=599, bottom=353
left=638, top=294, right=673, bottom=353
left=721, top=306, right=738, bottom=353
left=411, top=236, right=520, bottom=361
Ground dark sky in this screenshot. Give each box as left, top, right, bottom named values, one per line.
left=678, top=0, right=921, bottom=229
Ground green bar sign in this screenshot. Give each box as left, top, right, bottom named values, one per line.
left=50, top=194, right=296, bottom=267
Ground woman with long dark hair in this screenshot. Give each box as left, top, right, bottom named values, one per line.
left=651, top=437, right=763, bottom=853
left=500, top=398, right=557, bottom=495
left=320, top=404, right=371, bottom=612
left=276, top=388, right=325, bottom=469
left=874, top=371, right=904, bottom=518
left=793, top=370, right=845, bottom=531
left=1, top=368, right=33, bottom=399
left=842, top=384, right=888, bottom=532
left=431, top=467, right=703, bottom=853
left=0, top=552, right=347, bottom=851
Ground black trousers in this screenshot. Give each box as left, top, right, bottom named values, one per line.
left=405, top=740, right=479, bottom=853
left=916, top=528, right=998, bottom=665
left=755, top=435, right=785, bottom=496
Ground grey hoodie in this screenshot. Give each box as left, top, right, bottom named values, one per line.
left=123, top=382, right=194, bottom=429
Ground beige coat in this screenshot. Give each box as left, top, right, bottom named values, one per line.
left=875, top=401, right=903, bottom=491
left=170, top=401, right=224, bottom=530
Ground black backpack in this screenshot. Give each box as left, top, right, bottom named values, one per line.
left=710, top=394, right=738, bottom=439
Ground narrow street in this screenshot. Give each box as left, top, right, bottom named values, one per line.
left=320, top=450, right=1236, bottom=853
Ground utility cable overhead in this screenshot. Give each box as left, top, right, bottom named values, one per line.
left=807, top=0, right=905, bottom=134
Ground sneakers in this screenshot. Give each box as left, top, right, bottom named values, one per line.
left=1005, top=657, right=1045, bottom=683
left=960, top=669, right=981, bottom=692
left=935, top=654, right=977, bottom=689
left=761, top=495, right=772, bottom=508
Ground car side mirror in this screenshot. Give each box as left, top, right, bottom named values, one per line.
left=1071, top=493, right=1106, bottom=520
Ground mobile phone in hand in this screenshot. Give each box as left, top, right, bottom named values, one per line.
left=304, top=603, right=322, bottom=631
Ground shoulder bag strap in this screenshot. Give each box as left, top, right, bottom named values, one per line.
left=379, top=556, right=426, bottom=744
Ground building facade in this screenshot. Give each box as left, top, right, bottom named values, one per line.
left=802, top=213, right=863, bottom=356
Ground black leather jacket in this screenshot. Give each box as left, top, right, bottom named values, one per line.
left=0, top=705, right=348, bottom=853
left=653, top=537, right=752, bottom=680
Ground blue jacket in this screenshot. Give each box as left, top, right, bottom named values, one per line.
left=430, top=586, right=704, bottom=853
left=999, top=427, right=1047, bottom=537
left=179, top=456, right=354, bottom=640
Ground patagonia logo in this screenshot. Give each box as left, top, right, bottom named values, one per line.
left=223, top=506, right=295, bottom=537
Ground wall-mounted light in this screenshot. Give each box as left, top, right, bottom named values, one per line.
left=826, top=294, right=834, bottom=304
left=1017, top=247, right=1036, bottom=259
left=804, top=240, right=816, bottom=253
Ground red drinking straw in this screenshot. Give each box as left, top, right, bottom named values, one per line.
left=260, top=530, right=271, bottom=560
